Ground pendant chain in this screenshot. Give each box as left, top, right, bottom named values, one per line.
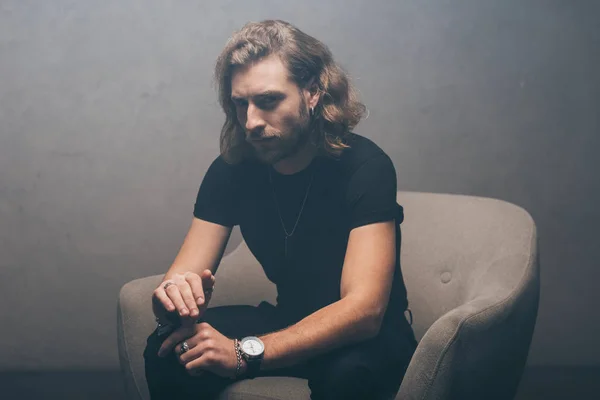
left=268, top=166, right=316, bottom=257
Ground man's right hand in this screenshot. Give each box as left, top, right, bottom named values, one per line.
left=152, top=269, right=215, bottom=324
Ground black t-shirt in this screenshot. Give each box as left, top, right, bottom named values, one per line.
left=193, top=133, right=409, bottom=332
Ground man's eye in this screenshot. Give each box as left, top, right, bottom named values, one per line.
left=258, top=97, right=278, bottom=109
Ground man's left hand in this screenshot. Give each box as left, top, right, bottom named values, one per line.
left=158, top=321, right=245, bottom=378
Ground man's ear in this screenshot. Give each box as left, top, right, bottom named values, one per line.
left=305, top=78, right=321, bottom=108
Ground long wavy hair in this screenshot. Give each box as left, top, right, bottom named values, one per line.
left=214, top=20, right=367, bottom=164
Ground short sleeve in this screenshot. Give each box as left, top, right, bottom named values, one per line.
left=346, top=154, right=404, bottom=230
left=193, top=156, right=239, bottom=227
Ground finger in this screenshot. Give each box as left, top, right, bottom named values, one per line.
left=201, top=269, right=214, bottom=287
left=153, top=288, right=175, bottom=314
left=177, top=275, right=199, bottom=318
left=178, top=338, right=208, bottom=365
left=175, top=340, right=200, bottom=365
left=158, top=328, right=189, bottom=357
left=196, top=275, right=215, bottom=319
left=201, top=269, right=213, bottom=281
left=201, top=271, right=215, bottom=297
left=186, top=273, right=206, bottom=308
left=165, top=283, right=190, bottom=318
left=184, top=353, right=211, bottom=375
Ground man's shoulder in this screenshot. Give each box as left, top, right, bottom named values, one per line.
left=336, top=132, right=392, bottom=173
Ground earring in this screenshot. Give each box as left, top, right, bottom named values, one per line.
left=309, top=107, right=315, bottom=117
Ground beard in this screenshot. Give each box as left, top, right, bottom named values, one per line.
left=247, top=100, right=312, bottom=165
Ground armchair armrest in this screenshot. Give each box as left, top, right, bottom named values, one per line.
left=397, top=252, right=540, bottom=400
left=116, top=240, right=276, bottom=400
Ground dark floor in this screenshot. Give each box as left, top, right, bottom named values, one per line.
left=1, top=367, right=599, bottom=399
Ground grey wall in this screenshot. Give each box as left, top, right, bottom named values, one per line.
left=1, top=0, right=598, bottom=370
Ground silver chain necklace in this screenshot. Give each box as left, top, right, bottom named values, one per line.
left=268, top=166, right=316, bottom=259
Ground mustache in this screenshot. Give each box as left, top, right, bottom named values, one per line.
left=246, top=130, right=280, bottom=141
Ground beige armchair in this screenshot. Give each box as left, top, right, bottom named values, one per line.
left=117, top=191, right=540, bottom=399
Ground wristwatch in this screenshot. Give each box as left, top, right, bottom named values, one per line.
left=238, top=336, right=264, bottom=378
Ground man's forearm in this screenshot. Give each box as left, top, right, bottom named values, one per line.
left=163, top=262, right=219, bottom=281
left=258, top=296, right=381, bottom=370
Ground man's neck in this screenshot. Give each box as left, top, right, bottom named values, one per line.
left=272, top=142, right=318, bottom=175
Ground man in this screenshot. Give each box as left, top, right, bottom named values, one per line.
left=144, top=19, right=417, bottom=400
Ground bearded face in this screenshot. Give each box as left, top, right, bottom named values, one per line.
left=230, top=55, right=315, bottom=165
left=245, top=97, right=311, bottom=165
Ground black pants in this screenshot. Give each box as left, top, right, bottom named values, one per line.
left=144, top=302, right=417, bottom=400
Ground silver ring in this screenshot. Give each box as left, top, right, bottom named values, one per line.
left=179, top=341, right=190, bottom=355
left=163, top=281, right=175, bottom=290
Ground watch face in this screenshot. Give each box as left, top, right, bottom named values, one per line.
left=241, top=337, right=264, bottom=356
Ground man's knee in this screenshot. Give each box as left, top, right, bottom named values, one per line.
left=144, top=328, right=160, bottom=354
left=143, top=330, right=180, bottom=393
left=143, top=329, right=167, bottom=368
left=143, top=329, right=234, bottom=399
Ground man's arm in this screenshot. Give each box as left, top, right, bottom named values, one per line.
left=164, top=217, right=232, bottom=280
left=154, top=217, right=232, bottom=321
left=258, top=220, right=397, bottom=370
left=167, top=154, right=238, bottom=280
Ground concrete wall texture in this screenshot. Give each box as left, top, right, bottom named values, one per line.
left=1, top=0, right=598, bottom=369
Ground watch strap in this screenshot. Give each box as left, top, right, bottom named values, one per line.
left=245, top=355, right=262, bottom=379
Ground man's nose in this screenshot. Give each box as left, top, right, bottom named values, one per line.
left=245, top=104, right=266, bottom=133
